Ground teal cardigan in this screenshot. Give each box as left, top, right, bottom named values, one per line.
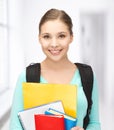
left=9, top=69, right=101, bottom=130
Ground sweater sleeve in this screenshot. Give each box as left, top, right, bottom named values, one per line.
left=9, top=70, right=26, bottom=130
left=86, top=75, right=101, bottom=130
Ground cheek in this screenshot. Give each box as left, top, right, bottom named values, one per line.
left=61, top=39, right=71, bottom=48
left=40, top=40, right=48, bottom=48
left=41, top=44, right=48, bottom=50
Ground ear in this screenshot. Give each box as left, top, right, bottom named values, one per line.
left=38, top=34, right=41, bottom=44
left=70, top=34, right=73, bottom=44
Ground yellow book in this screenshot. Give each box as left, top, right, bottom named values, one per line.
left=22, top=83, right=77, bottom=118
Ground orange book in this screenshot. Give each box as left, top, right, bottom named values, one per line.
left=34, top=114, right=65, bottom=130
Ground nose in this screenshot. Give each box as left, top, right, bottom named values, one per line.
left=50, top=37, right=58, bottom=47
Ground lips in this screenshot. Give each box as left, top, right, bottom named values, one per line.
left=49, top=49, right=62, bottom=55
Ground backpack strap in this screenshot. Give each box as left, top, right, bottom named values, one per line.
left=26, top=62, right=93, bottom=129
left=75, top=63, right=93, bottom=129
left=26, top=63, right=41, bottom=82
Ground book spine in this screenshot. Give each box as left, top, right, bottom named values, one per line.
left=18, top=115, right=27, bottom=130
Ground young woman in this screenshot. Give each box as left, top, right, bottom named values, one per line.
left=10, top=9, right=101, bottom=130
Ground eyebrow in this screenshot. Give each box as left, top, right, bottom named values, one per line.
left=40, top=33, right=50, bottom=36
left=58, top=32, right=67, bottom=34
left=41, top=31, right=67, bottom=36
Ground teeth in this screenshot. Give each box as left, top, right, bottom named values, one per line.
left=52, top=50, right=59, bottom=53
left=49, top=50, right=61, bottom=55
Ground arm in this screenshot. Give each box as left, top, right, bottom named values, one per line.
left=86, top=75, right=101, bottom=130
left=9, top=70, right=26, bottom=130
left=71, top=74, right=101, bottom=130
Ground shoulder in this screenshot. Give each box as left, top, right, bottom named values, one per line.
left=16, top=69, right=26, bottom=84
left=75, top=63, right=93, bottom=80
left=13, top=69, right=26, bottom=99
left=75, top=63, right=93, bottom=70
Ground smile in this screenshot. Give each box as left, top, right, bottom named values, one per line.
left=49, top=49, right=62, bottom=55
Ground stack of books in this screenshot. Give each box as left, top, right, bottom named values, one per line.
left=18, top=83, right=78, bottom=130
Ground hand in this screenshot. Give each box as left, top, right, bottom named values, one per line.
left=71, top=126, right=84, bottom=130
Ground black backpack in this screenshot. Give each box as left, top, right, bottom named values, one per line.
left=26, top=63, right=93, bottom=129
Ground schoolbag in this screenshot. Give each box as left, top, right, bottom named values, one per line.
left=26, top=62, right=93, bottom=129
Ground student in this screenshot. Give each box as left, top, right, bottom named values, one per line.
left=10, top=8, right=101, bottom=130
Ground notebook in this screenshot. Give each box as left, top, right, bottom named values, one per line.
left=18, top=100, right=64, bottom=130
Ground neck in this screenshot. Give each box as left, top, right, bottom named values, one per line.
left=41, top=57, right=73, bottom=70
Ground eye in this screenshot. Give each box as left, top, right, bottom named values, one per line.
left=43, top=35, right=50, bottom=39
left=58, top=34, right=66, bottom=39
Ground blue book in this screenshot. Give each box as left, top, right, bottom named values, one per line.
left=45, top=108, right=77, bottom=130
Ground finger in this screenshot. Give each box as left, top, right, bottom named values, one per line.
left=71, top=126, right=84, bottom=130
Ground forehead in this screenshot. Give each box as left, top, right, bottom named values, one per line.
left=40, top=20, right=69, bottom=34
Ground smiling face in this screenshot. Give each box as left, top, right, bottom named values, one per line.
left=39, top=20, right=73, bottom=62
